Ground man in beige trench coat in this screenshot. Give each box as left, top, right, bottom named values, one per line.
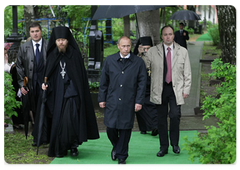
left=143, top=25, right=191, bottom=157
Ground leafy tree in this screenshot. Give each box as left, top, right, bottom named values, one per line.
left=4, top=5, right=24, bottom=38
left=183, top=58, right=236, bottom=164
left=4, top=72, right=22, bottom=124
left=62, top=5, right=91, bottom=29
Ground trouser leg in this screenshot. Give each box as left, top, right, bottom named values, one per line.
left=156, top=104, right=169, bottom=150
left=106, top=127, right=132, bottom=160
left=168, top=89, right=181, bottom=147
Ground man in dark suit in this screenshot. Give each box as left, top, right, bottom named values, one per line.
left=174, top=22, right=189, bottom=49
left=16, top=22, right=48, bottom=145
left=98, top=36, right=147, bottom=164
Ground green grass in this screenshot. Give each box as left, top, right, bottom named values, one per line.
left=4, top=132, right=53, bottom=164
left=103, top=44, right=119, bottom=58
left=202, top=41, right=221, bottom=59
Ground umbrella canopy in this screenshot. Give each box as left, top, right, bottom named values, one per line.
left=169, top=10, right=201, bottom=20
left=92, top=5, right=168, bottom=20
left=2, top=43, right=13, bottom=51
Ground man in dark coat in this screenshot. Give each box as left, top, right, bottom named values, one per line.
left=133, top=36, right=158, bottom=135
left=174, top=22, right=189, bottom=49
left=42, top=26, right=99, bottom=157
left=98, top=36, right=147, bottom=164
left=16, top=22, right=48, bottom=144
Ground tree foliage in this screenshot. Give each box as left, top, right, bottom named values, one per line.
left=4, top=5, right=24, bottom=38
left=62, top=5, right=91, bottom=29
left=4, top=72, right=22, bottom=124
left=183, top=58, right=236, bottom=164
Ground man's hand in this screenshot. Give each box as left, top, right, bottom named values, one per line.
left=42, top=83, right=48, bottom=91
left=183, top=93, right=189, bottom=99
left=99, top=102, right=106, bottom=108
left=135, top=104, right=142, bottom=112
left=21, top=87, right=29, bottom=95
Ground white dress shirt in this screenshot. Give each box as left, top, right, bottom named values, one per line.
left=32, top=38, right=42, bottom=55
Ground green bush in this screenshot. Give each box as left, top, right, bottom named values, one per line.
left=4, top=72, right=22, bottom=124
left=208, top=25, right=220, bottom=45
left=89, top=81, right=100, bottom=93
left=183, top=58, right=236, bottom=164
left=185, top=27, right=194, bottom=34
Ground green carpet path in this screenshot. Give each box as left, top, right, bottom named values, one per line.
left=196, top=32, right=212, bottom=41
left=51, top=131, right=200, bottom=164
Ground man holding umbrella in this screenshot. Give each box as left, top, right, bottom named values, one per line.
left=174, top=22, right=189, bottom=49
left=41, top=26, right=99, bottom=157
left=16, top=22, right=48, bottom=142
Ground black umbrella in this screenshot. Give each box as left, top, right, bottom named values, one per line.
left=169, top=10, right=201, bottom=20
left=36, top=77, right=47, bottom=155
left=92, top=5, right=169, bottom=38
left=22, top=77, right=30, bottom=139
left=92, top=5, right=168, bottom=20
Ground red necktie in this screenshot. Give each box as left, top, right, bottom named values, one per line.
left=166, top=47, right=172, bottom=84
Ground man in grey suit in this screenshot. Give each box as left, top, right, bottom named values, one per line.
left=16, top=22, right=48, bottom=145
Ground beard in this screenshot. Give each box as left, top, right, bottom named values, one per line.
left=57, top=44, right=68, bottom=53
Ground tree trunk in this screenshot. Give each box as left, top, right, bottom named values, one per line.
left=24, top=5, right=35, bottom=38
left=123, top=15, right=130, bottom=37
left=216, top=5, right=236, bottom=64
left=136, top=9, right=160, bottom=45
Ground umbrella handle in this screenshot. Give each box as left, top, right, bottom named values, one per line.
left=44, top=77, right=48, bottom=84
left=24, top=77, right=28, bottom=87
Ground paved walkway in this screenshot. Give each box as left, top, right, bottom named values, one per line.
left=179, top=41, right=218, bottom=131
left=181, top=41, right=204, bottom=116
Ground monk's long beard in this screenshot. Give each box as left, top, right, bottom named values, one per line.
left=57, top=45, right=68, bottom=53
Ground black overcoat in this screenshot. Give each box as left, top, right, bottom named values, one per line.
left=174, top=30, right=189, bottom=49
left=98, top=52, right=147, bottom=129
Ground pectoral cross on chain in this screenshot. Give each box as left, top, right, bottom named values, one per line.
left=148, top=69, right=151, bottom=76
left=60, top=61, right=66, bottom=79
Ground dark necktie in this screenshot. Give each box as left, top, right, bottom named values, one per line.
left=166, top=47, right=172, bottom=84
left=35, top=43, right=40, bottom=65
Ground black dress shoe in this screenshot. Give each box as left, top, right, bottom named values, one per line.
left=140, top=131, right=147, bottom=134
left=71, top=148, right=79, bottom=156
left=151, top=129, right=158, bottom=136
left=118, top=159, right=126, bottom=164
left=157, top=149, right=168, bottom=157
left=111, top=148, right=116, bottom=161
left=173, top=145, right=180, bottom=154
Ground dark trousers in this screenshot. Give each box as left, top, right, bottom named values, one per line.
left=106, top=127, right=132, bottom=160
left=155, top=83, right=181, bottom=150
